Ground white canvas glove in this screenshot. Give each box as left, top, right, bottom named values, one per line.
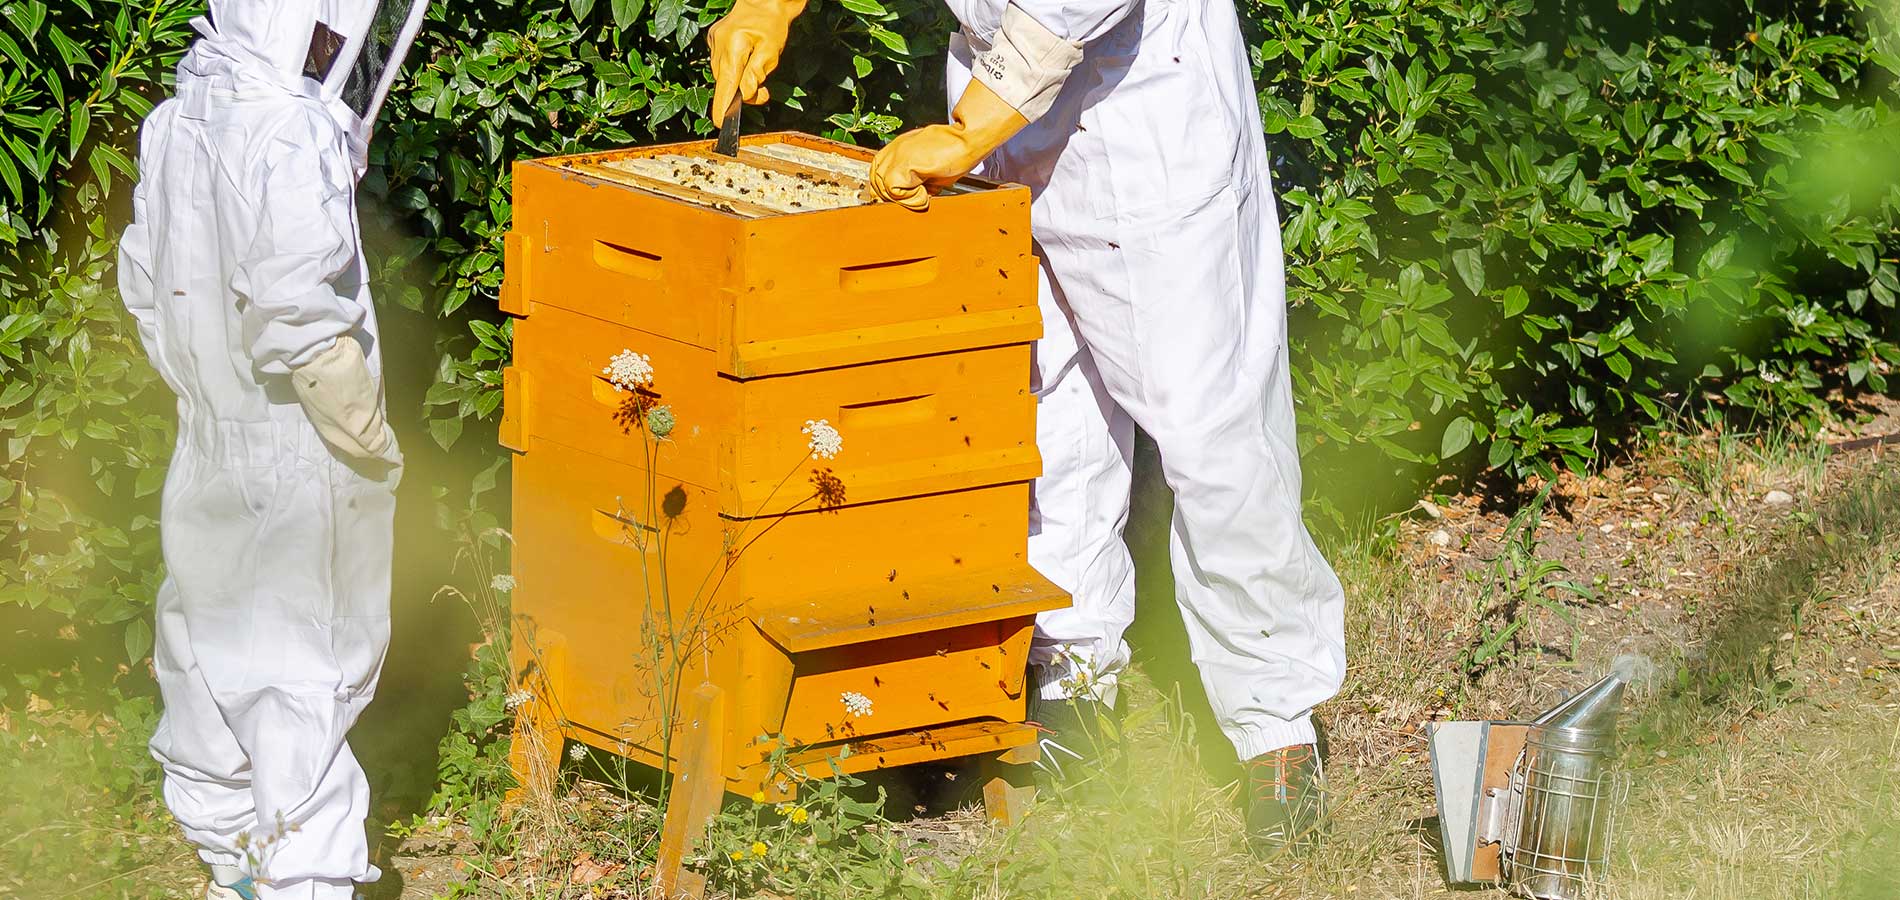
left=291, top=337, right=401, bottom=467
left=972, top=3, right=1086, bottom=123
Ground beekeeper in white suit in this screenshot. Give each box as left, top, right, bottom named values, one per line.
left=117, top=1, right=429, bottom=896
left=711, top=0, right=1346, bottom=852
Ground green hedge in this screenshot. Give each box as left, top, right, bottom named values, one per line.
left=1259, top=0, right=1900, bottom=488
left=1, top=0, right=1896, bottom=640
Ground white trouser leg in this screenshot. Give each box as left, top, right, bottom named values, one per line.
left=1153, top=350, right=1344, bottom=759
left=151, top=575, right=256, bottom=868
left=149, top=438, right=392, bottom=888
left=1029, top=181, right=1347, bottom=761
left=1026, top=262, right=1137, bottom=707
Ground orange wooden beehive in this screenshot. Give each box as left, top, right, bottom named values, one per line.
left=500, top=134, right=1065, bottom=869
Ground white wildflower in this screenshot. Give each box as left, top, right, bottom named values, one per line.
left=803, top=419, right=843, bottom=460
left=569, top=743, right=587, bottom=762
left=504, top=689, right=533, bottom=710
left=841, top=691, right=873, bottom=718
left=490, top=574, right=516, bottom=593
left=603, top=349, right=654, bottom=391
left=1757, top=363, right=1783, bottom=385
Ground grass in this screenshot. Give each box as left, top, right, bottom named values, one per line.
left=6, top=422, right=1899, bottom=899
left=0, top=678, right=197, bottom=899
left=448, top=426, right=1900, bottom=900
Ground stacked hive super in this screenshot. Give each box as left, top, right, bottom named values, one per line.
left=500, top=133, right=1066, bottom=816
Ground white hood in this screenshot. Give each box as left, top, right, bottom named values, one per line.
left=182, top=0, right=429, bottom=175
left=183, top=0, right=326, bottom=93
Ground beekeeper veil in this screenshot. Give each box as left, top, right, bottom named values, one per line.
left=308, top=0, right=430, bottom=172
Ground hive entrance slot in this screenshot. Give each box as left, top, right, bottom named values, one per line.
left=840, top=393, right=936, bottom=429
left=592, top=376, right=662, bottom=410
left=593, top=240, right=663, bottom=279
left=839, top=256, right=940, bottom=292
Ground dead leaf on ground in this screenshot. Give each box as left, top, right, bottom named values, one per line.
left=571, top=852, right=622, bottom=885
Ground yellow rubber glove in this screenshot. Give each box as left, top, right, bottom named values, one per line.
left=707, top=0, right=807, bottom=122
left=869, top=79, right=1030, bottom=212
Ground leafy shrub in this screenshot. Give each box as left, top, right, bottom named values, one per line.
left=1255, top=0, right=1900, bottom=486
left=1, top=1, right=199, bottom=639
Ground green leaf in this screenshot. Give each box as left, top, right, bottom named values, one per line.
left=430, top=416, right=465, bottom=450
left=0, top=379, right=32, bottom=409
left=135, top=465, right=167, bottom=498
left=614, top=0, right=647, bottom=31
left=1451, top=247, right=1485, bottom=294
left=1500, top=286, right=1530, bottom=317
left=866, top=24, right=908, bottom=55
left=0, top=145, right=22, bottom=204
left=67, top=102, right=91, bottom=158
left=124, top=617, right=153, bottom=663
left=1441, top=416, right=1475, bottom=458
left=1604, top=353, right=1633, bottom=380
left=1487, top=437, right=1514, bottom=468
left=1701, top=235, right=1735, bottom=272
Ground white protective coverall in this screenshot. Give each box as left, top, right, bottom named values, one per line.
left=117, top=1, right=426, bottom=896
left=942, top=0, right=1347, bottom=759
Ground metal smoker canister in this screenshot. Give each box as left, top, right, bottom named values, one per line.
left=1509, top=674, right=1626, bottom=900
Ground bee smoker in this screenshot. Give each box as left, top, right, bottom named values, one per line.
left=1429, top=673, right=1628, bottom=899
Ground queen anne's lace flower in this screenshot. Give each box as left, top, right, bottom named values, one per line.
left=490, top=574, right=516, bottom=593
left=569, top=743, right=588, bottom=762
left=803, top=419, right=842, bottom=460
left=603, top=349, right=654, bottom=391
left=841, top=691, right=873, bottom=717
left=504, top=689, right=533, bottom=710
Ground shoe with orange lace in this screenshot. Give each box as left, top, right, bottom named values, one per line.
left=1245, top=743, right=1325, bottom=856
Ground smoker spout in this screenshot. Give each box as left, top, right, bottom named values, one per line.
left=1531, top=672, right=1626, bottom=738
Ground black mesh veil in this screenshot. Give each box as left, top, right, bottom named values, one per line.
left=341, top=0, right=416, bottom=118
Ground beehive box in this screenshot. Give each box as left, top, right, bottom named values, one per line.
left=502, top=133, right=1066, bottom=799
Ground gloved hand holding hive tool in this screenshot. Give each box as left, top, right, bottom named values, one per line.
left=709, top=0, right=1348, bottom=855
left=116, top=1, right=429, bottom=897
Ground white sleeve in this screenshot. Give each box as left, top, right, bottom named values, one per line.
left=233, top=109, right=365, bottom=377
left=968, top=0, right=1136, bottom=121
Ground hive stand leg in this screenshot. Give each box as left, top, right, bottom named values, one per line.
left=982, top=741, right=1041, bottom=827
left=655, top=682, right=726, bottom=899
